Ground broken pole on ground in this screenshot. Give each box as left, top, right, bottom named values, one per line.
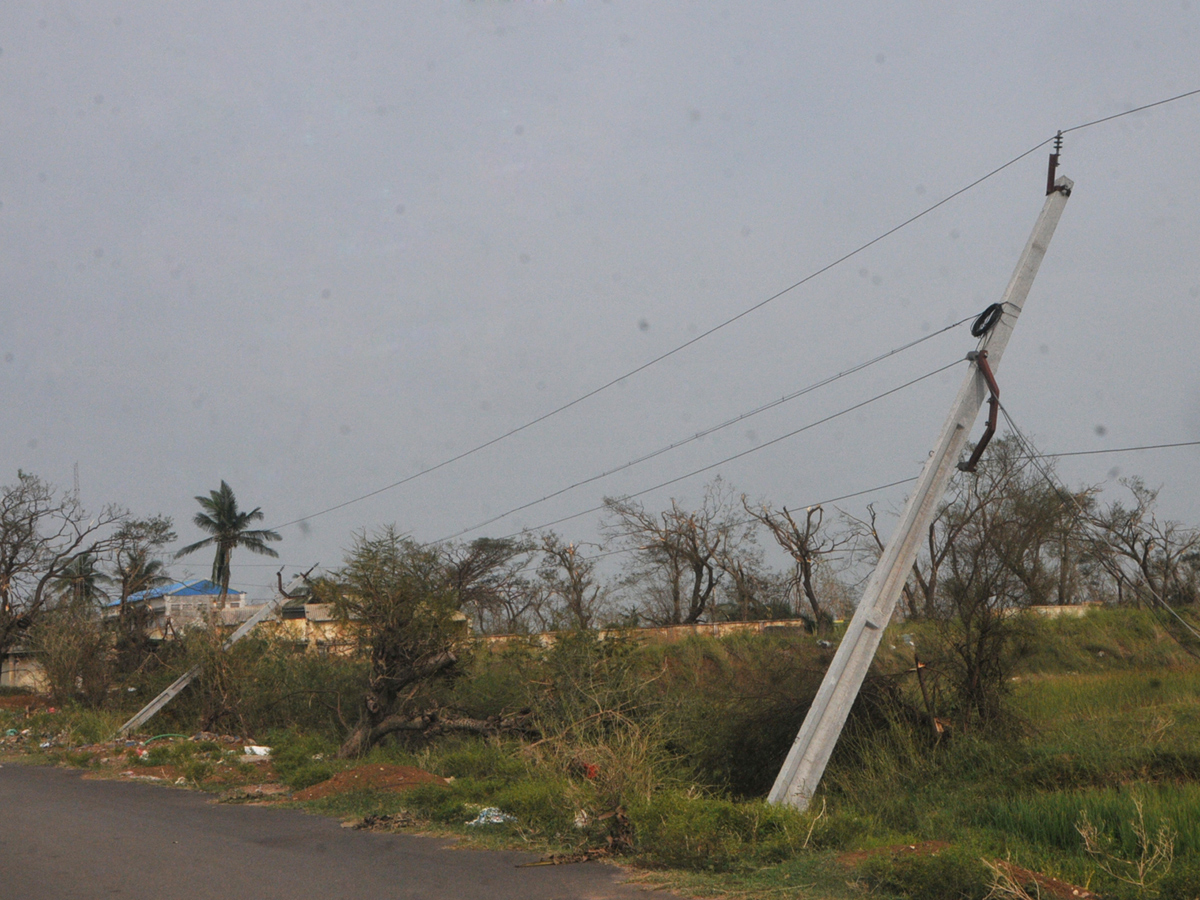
left=116, top=572, right=310, bottom=737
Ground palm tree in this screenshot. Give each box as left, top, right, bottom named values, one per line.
left=51, top=553, right=107, bottom=609
left=113, top=548, right=173, bottom=619
left=176, top=481, right=281, bottom=609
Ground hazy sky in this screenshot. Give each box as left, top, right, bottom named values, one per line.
left=3, top=2, right=1199, bottom=597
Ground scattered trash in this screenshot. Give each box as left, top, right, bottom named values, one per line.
left=174, top=777, right=187, bottom=785
left=518, top=848, right=611, bottom=867
left=354, top=811, right=418, bottom=831
left=817, top=639, right=834, bottom=649
left=4, top=729, right=17, bottom=737
left=219, top=783, right=291, bottom=802
left=466, top=807, right=516, bottom=827
left=39, top=741, right=51, bottom=749
left=573, top=809, right=590, bottom=829
left=243, top=745, right=272, bottom=758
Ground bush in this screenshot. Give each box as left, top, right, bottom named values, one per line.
left=653, top=632, right=832, bottom=797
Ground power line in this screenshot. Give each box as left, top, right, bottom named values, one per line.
left=1061, top=87, right=1200, bottom=135
left=267, top=147, right=1047, bottom=533
left=489, top=359, right=962, bottom=540
left=509, top=432, right=1200, bottom=577
left=1044, top=440, right=1200, bottom=459
left=270, top=86, right=1200, bottom=535
left=436, top=322, right=972, bottom=542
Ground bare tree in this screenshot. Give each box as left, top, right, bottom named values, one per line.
left=0, top=471, right=128, bottom=658
left=745, top=502, right=847, bottom=631
left=604, top=480, right=750, bottom=625
left=1088, top=478, right=1200, bottom=610
left=444, top=536, right=543, bottom=633
left=537, top=532, right=603, bottom=629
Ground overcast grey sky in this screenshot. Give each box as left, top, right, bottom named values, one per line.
left=3, top=2, right=1199, bottom=597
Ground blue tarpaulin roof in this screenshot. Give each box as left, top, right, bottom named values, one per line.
left=105, top=579, right=244, bottom=607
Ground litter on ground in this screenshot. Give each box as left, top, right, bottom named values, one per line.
left=466, top=807, right=516, bottom=827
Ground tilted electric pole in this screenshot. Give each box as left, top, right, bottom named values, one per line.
left=768, top=168, right=1073, bottom=810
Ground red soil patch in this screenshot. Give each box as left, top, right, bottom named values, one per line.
left=292, top=764, right=448, bottom=801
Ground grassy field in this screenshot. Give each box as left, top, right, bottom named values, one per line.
left=3, top=607, right=1199, bottom=900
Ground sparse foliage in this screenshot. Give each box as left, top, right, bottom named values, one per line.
left=746, top=501, right=847, bottom=631
left=317, top=527, right=472, bottom=756
left=604, top=479, right=752, bottom=625
left=445, top=535, right=541, bottom=634
left=0, top=471, right=129, bottom=658
left=538, top=532, right=604, bottom=629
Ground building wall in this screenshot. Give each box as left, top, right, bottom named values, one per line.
left=0, top=654, right=48, bottom=692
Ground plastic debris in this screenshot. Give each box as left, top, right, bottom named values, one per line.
left=466, top=807, right=516, bottom=827
left=243, top=745, right=272, bottom=757
left=4, top=729, right=17, bottom=737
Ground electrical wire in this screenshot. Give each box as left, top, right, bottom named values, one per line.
left=1043, top=440, right=1200, bottom=459
left=1061, top=87, right=1200, bottom=135
left=266, top=145, right=1050, bottom=533
left=435, top=322, right=972, bottom=541
left=484, top=359, right=962, bottom=541
left=269, top=86, right=1200, bottom=535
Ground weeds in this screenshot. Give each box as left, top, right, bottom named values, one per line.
left=1077, top=797, right=1176, bottom=895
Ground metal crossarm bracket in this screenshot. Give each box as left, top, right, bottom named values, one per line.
left=957, top=350, right=1000, bottom=473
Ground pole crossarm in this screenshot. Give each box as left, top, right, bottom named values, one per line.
left=767, top=175, right=1074, bottom=810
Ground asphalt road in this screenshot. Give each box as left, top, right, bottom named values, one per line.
left=0, top=764, right=647, bottom=900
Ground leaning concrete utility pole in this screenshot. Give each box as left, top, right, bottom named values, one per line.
left=768, top=168, right=1073, bottom=810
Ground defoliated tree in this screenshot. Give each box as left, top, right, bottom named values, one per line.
left=538, top=532, right=604, bottom=630
left=604, top=479, right=752, bottom=625
left=1088, top=477, right=1200, bottom=610
left=0, top=471, right=128, bottom=658
left=444, top=536, right=541, bottom=634
left=176, top=481, right=281, bottom=609
left=745, top=502, right=846, bottom=631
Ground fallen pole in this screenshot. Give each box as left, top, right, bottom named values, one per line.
left=116, top=575, right=307, bottom=737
